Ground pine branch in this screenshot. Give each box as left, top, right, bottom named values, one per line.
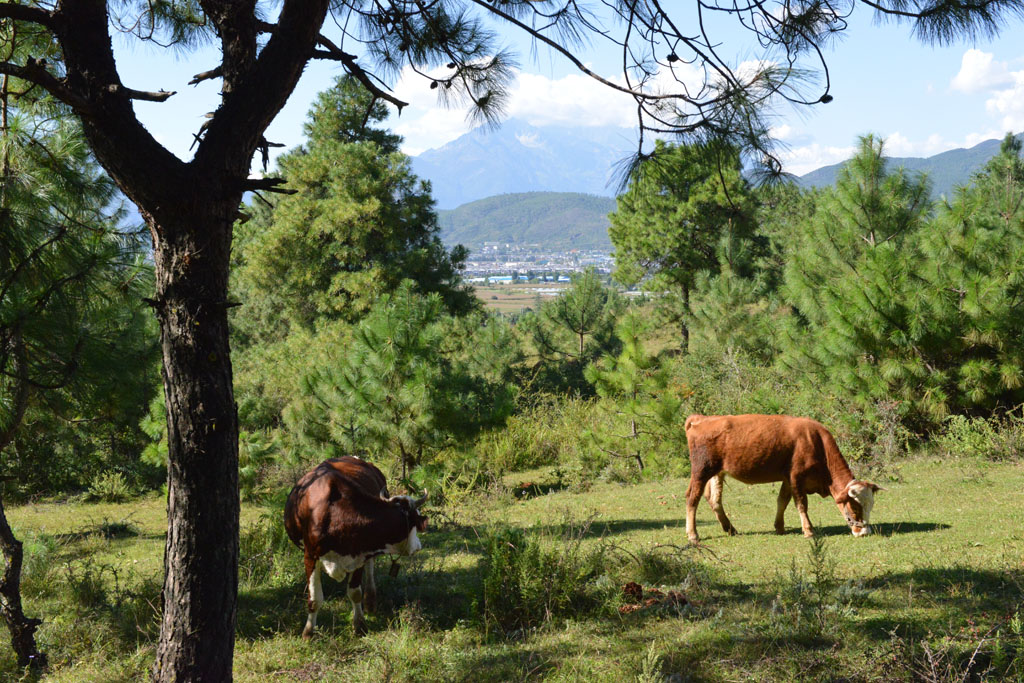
left=0, top=59, right=92, bottom=112
left=311, top=36, right=408, bottom=112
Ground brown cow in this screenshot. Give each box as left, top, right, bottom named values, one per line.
left=684, top=414, right=880, bottom=543
left=284, top=457, right=428, bottom=636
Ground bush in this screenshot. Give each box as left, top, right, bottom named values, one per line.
left=480, top=521, right=613, bottom=634
left=238, top=511, right=299, bottom=588
left=85, top=471, right=133, bottom=503
left=933, top=414, right=1024, bottom=461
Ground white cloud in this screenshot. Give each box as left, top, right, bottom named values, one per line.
left=389, top=62, right=714, bottom=155
left=951, top=49, right=1014, bottom=94
left=780, top=143, right=857, bottom=176
left=985, top=71, right=1024, bottom=131
left=508, top=72, right=637, bottom=128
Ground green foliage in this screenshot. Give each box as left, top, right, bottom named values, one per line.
left=584, top=312, right=683, bottom=477
left=521, top=268, right=625, bottom=393
left=480, top=523, right=612, bottom=634
left=85, top=471, right=134, bottom=504
left=238, top=512, right=298, bottom=589
left=933, top=413, right=1024, bottom=461
left=232, top=75, right=473, bottom=342
left=781, top=134, right=1024, bottom=424
left=0, top=80, right=158, bottom=497
left=288, top=281, right=518, bottom=477
left=609, top=140, right=760, bottom=351
left=230, top=76, right=478, bottom=443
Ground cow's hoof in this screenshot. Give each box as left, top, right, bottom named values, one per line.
left=726, top=526, right=738, bottom=536
left=803, top=530, right=815, bottom=538
left=774, top=527, right=786, bottom=535
left=301, top=628, right=315, bottom=640
left=687, top=535, right=699, bottom=545
left=353, top=620, right=368, bottom=637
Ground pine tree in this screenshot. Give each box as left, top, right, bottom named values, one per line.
left=0, top=71, right=153, bottom=667
left=521, top=268, right=624, bottom=392
left=609, top=141, right=758, bottom=351
left=287, top=281, right=518, bottom=479
left=781, top=135, right=939, bottom=420
left=584, top=311, right=681, bottom=474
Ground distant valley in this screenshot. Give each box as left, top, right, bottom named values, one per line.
left=419, top=127, right=1022, bottom=253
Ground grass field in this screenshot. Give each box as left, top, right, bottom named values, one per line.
left=473, top=283, right=570, bottom=314
left=4, top=456, right=1023, bottom=681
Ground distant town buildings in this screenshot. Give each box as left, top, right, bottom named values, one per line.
left=461, top=242, right=614, bottom=283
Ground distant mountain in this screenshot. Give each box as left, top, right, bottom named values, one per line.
left=438, top=192, right=616, bottom=251
left=412, top=119, right=636, bottom=209
left=797, top=134, right=1022, bottom=197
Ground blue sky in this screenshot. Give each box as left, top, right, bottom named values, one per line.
left=114, top=6, right=1024, bottom=177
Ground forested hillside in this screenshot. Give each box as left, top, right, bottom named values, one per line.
left=798, top=133, right=1024, bottom=197
left=437, top=192, right=616, bottom=250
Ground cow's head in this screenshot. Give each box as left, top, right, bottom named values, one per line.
left=834, top=480, right=881, bottom=537
left=383, top=492, right=429, bottom=555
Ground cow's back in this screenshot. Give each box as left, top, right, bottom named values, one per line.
left=284, top=457, right=388, bottom=548
left=685, top=414, right=828, bottom=485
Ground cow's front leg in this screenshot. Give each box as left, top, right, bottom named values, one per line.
left=791, top=483, right=815, bottom=537
left=348, top=567, right=367, bottom=635
left=302, top=554, right=323, bottom=639
left=704, top=473, right=736, bottom=535
left=775, top=480, right=792, bottom=534
left=362, top=557, right=377, bottom=613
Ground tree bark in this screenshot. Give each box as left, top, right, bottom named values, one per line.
left=0, top=493, right=45, bottom=670
left=148, top=204, right=240, bottom=683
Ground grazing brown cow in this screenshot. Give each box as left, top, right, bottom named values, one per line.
left=284, top=457, right=428, bottom=636
left=684, top=414, right=880, bottom=543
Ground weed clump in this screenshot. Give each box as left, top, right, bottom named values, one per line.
left=480, top=522, right=612, bottom=635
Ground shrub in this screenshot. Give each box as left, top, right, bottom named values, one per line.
left=238, top=511, right=298, bottom=588
left=933, top=414, right=1024, bottom=461
left=480, top=521, right=612, bottom=634
left=85, top=471, right=133, bottom=503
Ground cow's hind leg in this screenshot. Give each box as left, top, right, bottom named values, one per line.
left=704, top=473, right=736, bottom=535
left=362, top=557, right=377, bottom=613
left=791, top=482, right=815, bottom=537
left=775, top=480, right=792, bottom=534
left=686, top=470, right=713, bottom=544
left=302, top=554, right=323, bottom=639
left=348, top=567, right=367, bottom=635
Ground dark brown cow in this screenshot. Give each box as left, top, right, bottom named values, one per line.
left=284, top=457, right=428, bottom=636
left=684, top=414, right=881, bottom=543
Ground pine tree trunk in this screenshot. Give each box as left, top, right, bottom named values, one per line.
left=0, top=333, right=46, bottom=669
left=149, top=205, right=239, bottom=683
left=681, top=284, right=691, bottom=353
left=0, top=493, right=46, bottom=669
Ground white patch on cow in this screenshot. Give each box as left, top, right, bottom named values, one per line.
left=386, top=527, right=422, bottom=556
left=320, top=551, right=370, bottom=580
left=304, top=561, right=323, bottom=635
left=846, top=481, right=876, bottom=536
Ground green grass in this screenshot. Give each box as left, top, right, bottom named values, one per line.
left=4, top=456, right=1023, bottom=681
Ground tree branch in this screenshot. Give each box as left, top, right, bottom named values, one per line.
left=0, top=4, right=55, bottom=29
left=108, top=84, right=176, bottom=102
left=312, top=36, right=408, bottom=111
left=240, top=177, right=297, bottom=194
left=189, top=66, right=223, bottom=86
left=0, top=59, right=92, bottom=112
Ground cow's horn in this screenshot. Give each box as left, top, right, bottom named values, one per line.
left=380, top=487, right=388, bottom=500
left=413, top=491, right=429, bottom=509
